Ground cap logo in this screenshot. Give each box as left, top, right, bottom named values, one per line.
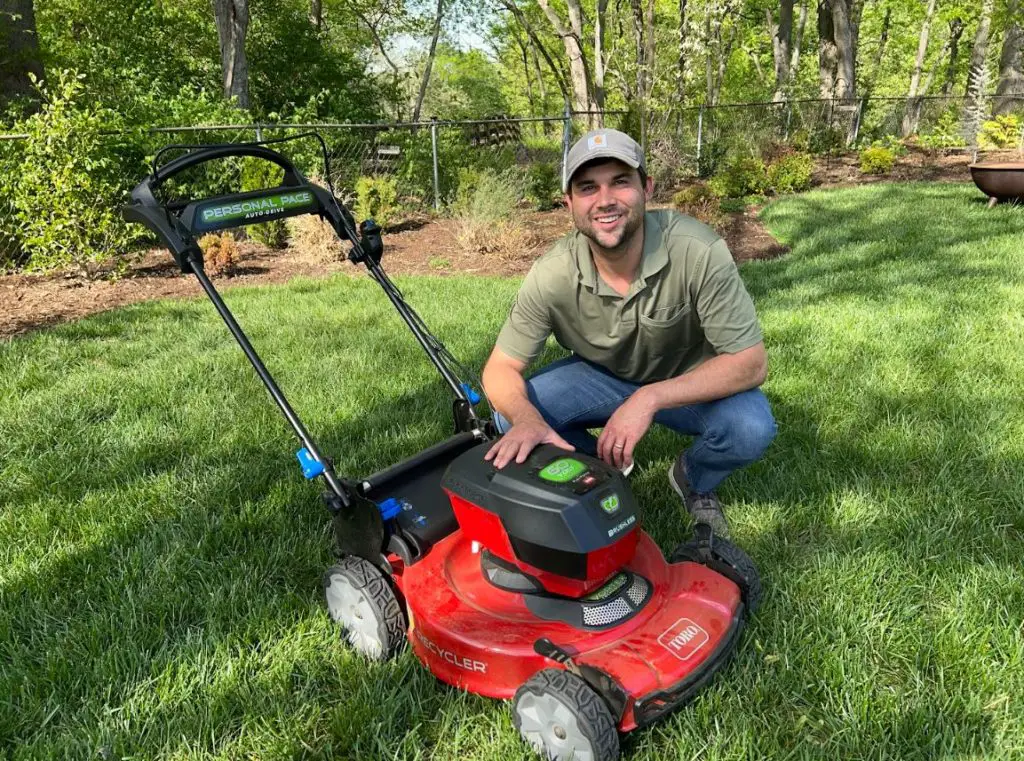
left=587, top=134, right=607, bottom=150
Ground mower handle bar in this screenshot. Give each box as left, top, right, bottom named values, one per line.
left=150, top=143, right=304, bottom=188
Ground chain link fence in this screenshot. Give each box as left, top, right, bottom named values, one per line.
left=2, top=95, right=1022, bottom=210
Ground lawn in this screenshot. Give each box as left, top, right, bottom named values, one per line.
left=2, top=182, right=1023, bottom=760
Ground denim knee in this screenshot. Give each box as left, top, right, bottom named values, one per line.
left=714, top=409, right=777, bottom=463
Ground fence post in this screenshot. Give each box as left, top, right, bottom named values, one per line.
left=255, top=124, right=263, bottom=141
left=850, top=96, right=867, bottom=147
left=430, top=117, right=441, bottom=212
left=561, top=102, right=573, bottom=190
left=696, top=104, right=704, bottom=166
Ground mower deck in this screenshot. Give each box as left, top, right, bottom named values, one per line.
left=393, top=530, right=745, bottom=731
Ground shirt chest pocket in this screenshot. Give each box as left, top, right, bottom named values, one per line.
left=638, top=303, right=699, bottom=347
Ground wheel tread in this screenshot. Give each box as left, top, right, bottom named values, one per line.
left=325, top=556, right=406, bottom=659
left=513, top=668, right=619, bottom=761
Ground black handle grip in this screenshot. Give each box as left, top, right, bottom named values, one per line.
left=152, top=143, right=304, bottom=188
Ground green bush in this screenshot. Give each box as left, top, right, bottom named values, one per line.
left=979, top=114, right=1022, bottom=149
left=240, top=157, right=288, bottom=248
left=524, top=161, right=560, bottom=211
left=766, top=152, right=814, bottom=194
left=672, top=183, right=716, bottom=207
left=354, top=175, right=399, bottom=229
left=859, top=145, right=897, bottom=175
left=1, top=70, right=143, bottom=275
left=0, top=138, right=24, bottom=270
left=451, top=167, right=521, bottom=222
left=915, top=110, right=968, bottom=150
left=708, top=157, right=769, bottom=198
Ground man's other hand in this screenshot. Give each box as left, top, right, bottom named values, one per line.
left=597, top=392, right=656, bottom=470
left=484, top=420, right=574, bottom=469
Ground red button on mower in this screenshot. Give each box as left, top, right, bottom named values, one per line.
left=125, top=138, right=762, bottom=761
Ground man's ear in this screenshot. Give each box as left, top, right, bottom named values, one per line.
left=644, top=174, right=654, bottom=200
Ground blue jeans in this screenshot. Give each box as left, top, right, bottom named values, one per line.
left=493, top=356, right=776, bottom=494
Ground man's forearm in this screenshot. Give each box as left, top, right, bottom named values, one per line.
left=637, top=344, right=768, bottom=413
left=482, top=363, right=545, bottom=426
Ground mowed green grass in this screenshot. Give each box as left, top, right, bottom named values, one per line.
left=2, top=182, right=1023, bottom=760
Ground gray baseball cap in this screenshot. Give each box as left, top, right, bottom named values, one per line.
left=562, top=128, right=646, bottom=192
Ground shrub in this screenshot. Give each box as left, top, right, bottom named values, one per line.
left=766, top=152, right=814, bottom=194
left=979, top=114, right=1022, bottom=149
left=2, top=71, right=143, bottom=275
left=198, top=232, right=240, bottom=277
left=287, top=214, right=342, bottom=263
left=450, top=167, right=535, bottom=258
left=240, top=157, right=289, bottom=248
left=915, top=110, right=968, bottom=151
left=859, top=145, right=896, bottom=175
left=672, top=183, right=716, bottom=207
left=451, top=167, right=521, bottom=222
left=524, top=162, right=560, bottom=211
left=354, top=175, right=399, bottom=229
left=674, top=184, right=731, bottom=231
left=708, top=157, right=769, bottom=198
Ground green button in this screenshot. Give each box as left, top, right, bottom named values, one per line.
left=539, top=458, right=588, bottom=483
left=600, top=494, right=621, bottom=514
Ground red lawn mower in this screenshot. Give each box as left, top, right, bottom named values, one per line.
left=124, top=137, right=762, bottom=761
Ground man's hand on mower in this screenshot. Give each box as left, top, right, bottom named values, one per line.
left=485, top=418, right=574, bottom=469
left=597, top=391, right=657, bottom=470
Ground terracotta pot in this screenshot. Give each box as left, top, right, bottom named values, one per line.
left=969, top=161, right=1024, bottom=207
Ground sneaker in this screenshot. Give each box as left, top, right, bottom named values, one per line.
left=668, top=457, right=730, bottom=538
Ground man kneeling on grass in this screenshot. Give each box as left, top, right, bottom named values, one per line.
left=480, top=129, right=775, bottom=537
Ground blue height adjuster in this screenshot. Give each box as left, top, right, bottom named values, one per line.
left=460, top=383, right=481, bottom=404
left=376, top=497, right=403, bottom=521
left=296, top=448, right=325, bottom=479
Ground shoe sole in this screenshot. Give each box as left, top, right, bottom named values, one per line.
left=667, top=462, right=687, bottom=500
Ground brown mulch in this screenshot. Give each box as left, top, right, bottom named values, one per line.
left=1, top=153, right=996, bottom=341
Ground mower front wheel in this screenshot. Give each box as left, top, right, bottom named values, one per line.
left=670, top=536, right=762, bottom=614
left=512, top=668, right=620, bottom=761
left=324, top=556, right=406, bottom=660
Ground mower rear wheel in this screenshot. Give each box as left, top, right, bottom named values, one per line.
left=324, top=556, right=406, bottom=660
left=512, top=668, right=619, bottom=761
left=670, top=536, right=762, bottom=614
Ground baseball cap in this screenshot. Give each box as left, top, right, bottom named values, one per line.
left=562, top=129, right=646, bottom=192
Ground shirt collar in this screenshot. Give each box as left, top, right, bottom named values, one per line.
left=573, top=211, right=668, bottom=294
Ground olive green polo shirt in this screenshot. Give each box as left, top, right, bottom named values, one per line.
left=495, top=209, right=762, bottom=384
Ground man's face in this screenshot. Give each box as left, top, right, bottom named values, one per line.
left=565, top=160, right=654, bottom=254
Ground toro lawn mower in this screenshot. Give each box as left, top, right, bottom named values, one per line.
left=123, top=136, right=762, bottom=761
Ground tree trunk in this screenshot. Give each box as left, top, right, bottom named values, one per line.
left=530, top=37, right=548, bottom=104
left=632, top=0, right=648, bottom=139
left=902, top=0, right=937, bottom=136
left=412, top=0, right=444, bottom=122
left=537, top=0, right=592, bottom=114
left=963, top=0, right=995, bottom=144
left=789, top=0, right=808, bottom=83
left=994, top=0, right=1024, bottom=114
left=212, top=0, right=250, bottom=109
left=0, top=0, right=44, bottom=110
left=940, top=17, right=965, bottom=96
left=499, top=0, right=571, bottom=108
left=514, top=33, right=536, bottom=113
left=832, top=0, right=856, bottom=99
left=594, top=0, right=610, bottom=115
left=818, top=0, right=839, bottom=99
left=310, top=0, right=322, bottom=30
left=769, top=0, right=795, bottom=101
left=677, top=0, right=688, bottom=104
left=862, top=5, right=890, bottom=100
